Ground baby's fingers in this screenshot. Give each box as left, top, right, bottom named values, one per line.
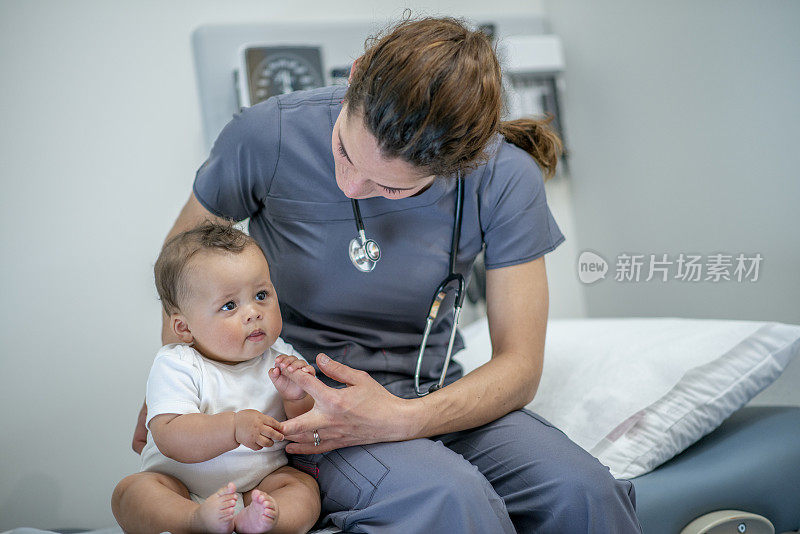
left=287, top=360, right=307, bottom=373
left=275, top=354, right=299, bottom=367
left=282, top=359, right=314, bottom=374
left=260, top=421, right=284, bottom=442
left=255, top=434, right=274, bottom=448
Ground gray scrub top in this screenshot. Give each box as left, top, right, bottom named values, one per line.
left=194, top=86, right=564, bottom=393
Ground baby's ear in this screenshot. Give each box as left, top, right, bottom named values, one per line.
left=171, top=314, right=193, bottom=344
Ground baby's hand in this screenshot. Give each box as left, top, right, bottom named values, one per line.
left=269, top=354, right=315, bottom=401
left=234, top=409, right=284, bottom=450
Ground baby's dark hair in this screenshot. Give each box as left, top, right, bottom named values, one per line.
left=154, top=221, right=259, bottom=315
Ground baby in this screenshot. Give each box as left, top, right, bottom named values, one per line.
left=137, top=221, right=320, bottom=533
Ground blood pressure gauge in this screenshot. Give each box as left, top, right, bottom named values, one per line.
left=237, top=45, right=325, bottom=107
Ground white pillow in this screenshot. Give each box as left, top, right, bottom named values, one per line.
left=457, top=318, right=800, bottom=479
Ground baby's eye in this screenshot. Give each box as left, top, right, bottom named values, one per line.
left=255, top=290, right=268, bottom=301
left=220, top=301, right=236, bottom=311
left=337, top=143, right=348, bottom=160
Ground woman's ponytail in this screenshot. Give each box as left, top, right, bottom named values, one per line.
left=498, top=117, right=563, bottom=180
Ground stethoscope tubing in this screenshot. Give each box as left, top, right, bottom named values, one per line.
left=351, top=197, right=366, bottom=234
left=449, top=173, right=465, bottom=275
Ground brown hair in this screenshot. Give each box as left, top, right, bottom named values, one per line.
left=344, top=15, right=562, bottom=179
left=154, top=221, right=259, bottom=315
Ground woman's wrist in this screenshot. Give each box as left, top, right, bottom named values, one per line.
left=394, top=396, right=431, bottom=441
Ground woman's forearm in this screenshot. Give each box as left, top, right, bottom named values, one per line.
left=400, top=258, right=549, bottom=439
left=150, top=412, right=238, bottom=463
left=405, top=349, right=542, bottom=439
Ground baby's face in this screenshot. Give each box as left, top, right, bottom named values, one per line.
left=178, top=245, right=282, bottom=364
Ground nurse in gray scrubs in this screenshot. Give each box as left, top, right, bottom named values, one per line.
left=114, top=17, right=642, bottom=533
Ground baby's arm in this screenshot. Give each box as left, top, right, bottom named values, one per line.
left=149, top=410, right=284, bottom=463
left=270, top=355, right=315, bottom=419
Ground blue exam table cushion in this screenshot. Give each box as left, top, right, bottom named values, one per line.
left=633, top=405, right=800, bottom=534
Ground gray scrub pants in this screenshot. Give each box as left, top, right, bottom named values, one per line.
left=290, top=409, right=642, bottom=533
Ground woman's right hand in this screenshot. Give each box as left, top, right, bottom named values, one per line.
left=132, top=401, right=148, bottom=454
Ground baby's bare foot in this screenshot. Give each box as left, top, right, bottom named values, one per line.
left=190, top=482, right=237, bottom=534
left=235, top=489, right=278, bottom=533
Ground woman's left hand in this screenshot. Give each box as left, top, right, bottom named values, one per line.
left=278, top=353, right=415, bottom=454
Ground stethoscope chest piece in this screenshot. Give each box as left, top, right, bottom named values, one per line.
left=349, top=235, right=380, bottom=272
left=349, top=198, right=381, bottom=272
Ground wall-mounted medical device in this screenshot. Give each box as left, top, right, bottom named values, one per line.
left=498, top=34, right=569, bottom=171
left=236, top=45, right=325, bottom=108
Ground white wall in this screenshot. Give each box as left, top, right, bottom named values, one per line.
left=546, top=0, right=800, bottom=323
left=546, top=1, right=800, bottom=404
left=0, top=0, right=549, bottom=530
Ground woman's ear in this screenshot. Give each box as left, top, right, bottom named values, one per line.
left=171, top=314, right=193, bottom=344
left=348, top=57, right=361, bottom=85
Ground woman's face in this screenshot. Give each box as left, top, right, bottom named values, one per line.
left=332, top=105, right=435, bottom=199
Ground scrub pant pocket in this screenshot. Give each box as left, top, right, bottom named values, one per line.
left=291, top=440, right=515, bottom=534
left=296, top=448, right=389, bottom=513
left=290, top=450, right=388, bottom=524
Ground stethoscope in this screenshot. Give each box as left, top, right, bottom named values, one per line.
left=348, top=174, right=466, bottom=397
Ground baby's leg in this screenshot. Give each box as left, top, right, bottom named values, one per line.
left=236, top=465, right=321, bottom=534
left=112, top=471, right=237, bottom=534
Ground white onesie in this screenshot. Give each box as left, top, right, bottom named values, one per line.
left=140, top=338, right=303, bottom=499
